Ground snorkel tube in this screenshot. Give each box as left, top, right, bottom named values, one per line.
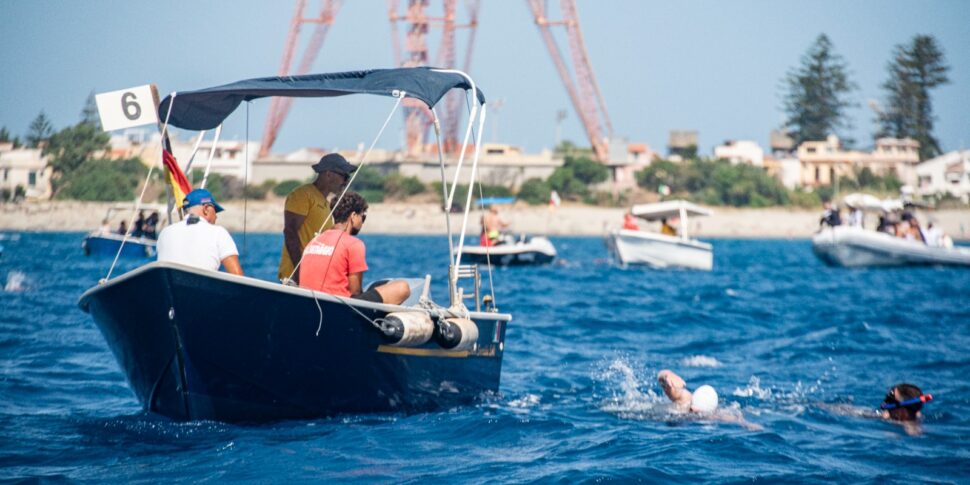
left=880, top=394, right=933, bottom=410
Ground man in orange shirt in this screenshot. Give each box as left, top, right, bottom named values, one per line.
left=299, top=192, right=410, bottom=305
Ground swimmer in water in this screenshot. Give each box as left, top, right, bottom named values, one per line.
left=820, top=382, right=931, bottom=436
left=657, top=369, right=718, bottom=413
left=657, top=369, right=762, bottom=430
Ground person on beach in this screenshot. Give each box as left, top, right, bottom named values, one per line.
left=278, top=153, right=356, bottom=284
left=299, top=192, right=410, bottom=305
left=157, top=189, right=243, bottom=276
left=480, top=205, right=510, bottom=246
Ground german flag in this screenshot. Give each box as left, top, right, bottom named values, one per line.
left=162, top=149, right=192, bottom=209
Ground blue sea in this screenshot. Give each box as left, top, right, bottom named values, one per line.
left=1, top=232, right=969, bottom=483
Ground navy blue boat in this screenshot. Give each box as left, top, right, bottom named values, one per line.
left=80, top=67, right=511, bottom=422
left=82, top=204, right=165, bottom=258
left=82, top=233, right=156, bottom=258
left=79, top=262, right=509, bottom=421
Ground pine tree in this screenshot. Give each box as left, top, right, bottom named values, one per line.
left=26, top=112, right=53, bottom=148
left=782, top=34, right=856, bottom=146
left=878, top=35, right=949, bottom=160
left=81, top=91, right=102, bottom=129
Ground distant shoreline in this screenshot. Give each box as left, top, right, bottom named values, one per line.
left=2, top=201, right=970, bottom=239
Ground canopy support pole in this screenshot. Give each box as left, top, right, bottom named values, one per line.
left=431, top=108, right=455, bottom=265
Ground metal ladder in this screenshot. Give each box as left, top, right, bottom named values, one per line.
left=449, top=264, right=482, bottom=312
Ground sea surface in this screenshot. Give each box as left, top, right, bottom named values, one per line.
left=1, top=232, right=969, bottom=483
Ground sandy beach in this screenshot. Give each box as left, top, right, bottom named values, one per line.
left=2, top=200, right=969, bottom=239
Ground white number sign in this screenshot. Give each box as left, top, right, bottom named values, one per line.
left=95, top=84, right=159, bottom=131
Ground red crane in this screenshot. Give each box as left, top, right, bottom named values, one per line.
left=525, top=0, right=612, bottom=162
left=258, top=0, right=343, bottom=158
left=389, top=0, right=480, bottom=155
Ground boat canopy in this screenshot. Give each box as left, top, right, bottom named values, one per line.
left=476, top=196, right=516, bottom=207
left=158, top=67, right=487, bottom=130
left=840, top=193, right=933, bottom=213
left=631, top=200, right=713, bottom=221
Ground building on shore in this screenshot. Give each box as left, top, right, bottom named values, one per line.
left=763, top=155, right=801, bottom=189
left=915, top=149, right=970, bottom=203
left=667, top=130, right=698, bottom=162
left=0, top=143, right=52, bottom=200
left=713, top=140, right=764, bottom=167
left=795, top=135, right=919, bottom=188
left=601, top=138, right=657, bottom=191
left=390, top=143, right=562, bottom=189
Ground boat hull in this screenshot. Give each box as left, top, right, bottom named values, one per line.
left=460, top=236, right=557, bottom=266
left=606, top=229, right=713, bottom=270
left=812, top=226, right=970, bottom=268
left=78, top=263, right=510, bottom=422
left=83, top=234, right=155, bottom=258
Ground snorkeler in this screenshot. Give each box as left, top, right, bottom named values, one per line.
left=657, top=369, right=719, bottom=413
left=881, top=383, right=932, bottom=422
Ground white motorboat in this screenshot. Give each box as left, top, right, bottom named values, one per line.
left=812, top=226, right=970, bottom=267
left=461, top=235, right=557, bottom=266
left=606, top=200, right=714, bottom=270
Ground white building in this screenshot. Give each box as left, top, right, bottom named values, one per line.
left=108, top=130, right=259, bottom=182
left=915, top=149, right=970, bottom=203
left=714, top=140, right=764, bottom=167
left=764, top=155, right=801, bottom=189
left=0, top=143, right=52, bottom=200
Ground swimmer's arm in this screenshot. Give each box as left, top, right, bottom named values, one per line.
left=712, top=413, right=764, bottom=431
left=657, top=369, right=692, bottom=406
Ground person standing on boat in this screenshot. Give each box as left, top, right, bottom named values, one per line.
left=156, top=189, right=243, bottom=276
left=480, top=205, right=509, bottom=246
left=278, top=153, right=356, bottom=283
left=622, top=211, right=640, bottom=231
left=299, top=192, right=410, bottom=305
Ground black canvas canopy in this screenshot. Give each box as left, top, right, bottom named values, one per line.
left=158, top=67, right=486, bottom=130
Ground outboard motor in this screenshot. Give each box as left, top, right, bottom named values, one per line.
left=380, top=312, right=434, bottom=347
left=435, top=317, right=479, bottom=350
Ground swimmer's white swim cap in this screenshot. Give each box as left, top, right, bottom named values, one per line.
left=690, top=385, right=718, bottom=413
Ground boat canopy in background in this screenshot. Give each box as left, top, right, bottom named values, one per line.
left=158, top=67, right=487, bottom=130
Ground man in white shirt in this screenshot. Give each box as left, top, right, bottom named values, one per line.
left=156, top=189, right=243, bottom=275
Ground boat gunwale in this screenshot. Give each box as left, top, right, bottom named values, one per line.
left=78, top=261, right=513, bottom=322
left=612, top=228, right=713, bottom=251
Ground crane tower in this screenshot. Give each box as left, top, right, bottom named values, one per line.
left=526, top=0, right=613, bottom=162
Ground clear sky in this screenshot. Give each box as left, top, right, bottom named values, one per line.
left=1, top=0, right=967, bottom=157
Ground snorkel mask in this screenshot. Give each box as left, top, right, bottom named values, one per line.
left=880, top=393, right=933, bottom=410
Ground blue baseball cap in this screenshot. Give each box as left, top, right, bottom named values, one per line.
left=182, top=188, right=225, bottom=213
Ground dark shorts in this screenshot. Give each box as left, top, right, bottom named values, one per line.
left=352, top=287, right=383, bottom=303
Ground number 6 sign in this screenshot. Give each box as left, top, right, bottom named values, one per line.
left=94, top=84, right=160, bottom=132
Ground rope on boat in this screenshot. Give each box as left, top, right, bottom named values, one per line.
left=102, top=93, right=177, bottom=283
left=283, top=94, right=404, bottom=285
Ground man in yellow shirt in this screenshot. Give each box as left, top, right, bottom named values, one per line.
left=278, top=153, right=356, bottom=283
